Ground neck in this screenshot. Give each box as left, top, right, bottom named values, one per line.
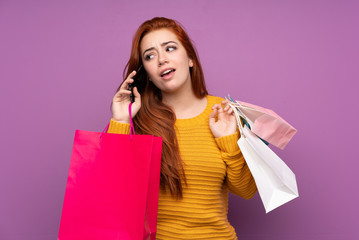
left=162, top=89, right=207, bottom=119
left=162, top=90, right=196, bottom=109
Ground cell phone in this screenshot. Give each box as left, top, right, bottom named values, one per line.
left=129, top=65, right=143, bottom=103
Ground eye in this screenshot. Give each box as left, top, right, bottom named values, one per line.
left=166, top=46, right=177, bottom=52
left=144, top=53, right=154, bottom=61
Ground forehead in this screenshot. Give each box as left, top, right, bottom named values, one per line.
left=140, top=29, right=180, bottom=51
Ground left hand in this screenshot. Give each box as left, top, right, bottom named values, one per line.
left=209, top=100, right=238, bottom=138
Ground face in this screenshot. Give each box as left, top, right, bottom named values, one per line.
left=140, top=29, right=194, bottom=96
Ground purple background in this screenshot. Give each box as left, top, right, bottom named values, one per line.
left=1, top=0, right=358, bottom=239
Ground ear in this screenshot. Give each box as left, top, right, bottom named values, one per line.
left=189, top=58, right=194, bottom=67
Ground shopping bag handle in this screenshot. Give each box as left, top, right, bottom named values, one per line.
left=99, top=102, right=136, bottom=140
left=228, top=102, right=245, bottom=138
left=225, top=97, right=247, bottom=120
left=128, top=102, right=135, bottom=139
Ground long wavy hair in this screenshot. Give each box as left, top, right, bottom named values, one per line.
left=117, top=17, right=208, bottom=199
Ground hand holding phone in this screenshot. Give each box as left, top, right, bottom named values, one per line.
left=112, top=69, right=142, bottom=123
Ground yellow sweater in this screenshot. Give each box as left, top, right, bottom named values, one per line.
left=107, top=95, right=257, bottom=240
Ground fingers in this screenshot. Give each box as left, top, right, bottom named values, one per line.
left=221, top=99, right=230, bottom=105
left=213, top=103, right=234, bottom=115
left=209, top=107, right=217, bottom=125
left=133, top=87, right=141, bottom=101
left=209, top=107, right=218, bottom=118
left=113, top=89, right=131, bottom=100
left=113, top=87, right=141, bottom=105
left=211, top=103, right=234, bottom=120
left=223, top=104, right=234, bottom=114
left=222, top=100, right=236, bottom=115
left=115, top=70, right=139, bottom=100
left=221, top=100, right=234, bottom=113
left=120, top=71, right=137, bottom=90
left=209, top=104, right=222, bottom=124
left=212, top=104, right=223, bottom=113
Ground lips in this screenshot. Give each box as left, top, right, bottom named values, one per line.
left=160, top=68, right=176, bottom=77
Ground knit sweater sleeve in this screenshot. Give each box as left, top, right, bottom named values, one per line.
left=107, top=118, right=131, bottom=134
left=215, top=131, right=257, bottom=199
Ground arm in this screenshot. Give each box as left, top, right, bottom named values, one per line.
left=107, top=118, right=131, bottom=134
left=209, top=99, right=257, bottom=199
left=215, top=132, right=257, bottom=199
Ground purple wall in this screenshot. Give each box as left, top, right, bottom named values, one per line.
left=1, top=0, right=358, bottom=239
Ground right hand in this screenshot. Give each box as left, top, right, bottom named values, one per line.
left=112, top=71, right=141, bottom=123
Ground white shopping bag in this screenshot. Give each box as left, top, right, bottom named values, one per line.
left=229, top=103, right=299, bottom=213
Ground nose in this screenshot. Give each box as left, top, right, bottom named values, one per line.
left=158, top=51, right=168, bottom=66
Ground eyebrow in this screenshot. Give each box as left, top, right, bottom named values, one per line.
left=142, top=41, right=178, bottom=57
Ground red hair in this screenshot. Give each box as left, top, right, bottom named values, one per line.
left=117, top=17, right=208, bottom=199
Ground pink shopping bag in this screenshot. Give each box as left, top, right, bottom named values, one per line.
left=58, top=105, right=162, bottom=240
left=235, top=100, right=297, bottom=150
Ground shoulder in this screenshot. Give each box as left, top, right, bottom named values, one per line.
left=207, top=95, right=225, bottom=105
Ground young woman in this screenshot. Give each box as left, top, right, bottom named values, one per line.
left=108, top=17, right=257, bottom=239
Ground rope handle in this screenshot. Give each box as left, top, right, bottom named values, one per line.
left=228, top=102, right=245, bottom=138
left=129, top=102, right=135, bottom=140
left=100, top=102, right=136, bottom=140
